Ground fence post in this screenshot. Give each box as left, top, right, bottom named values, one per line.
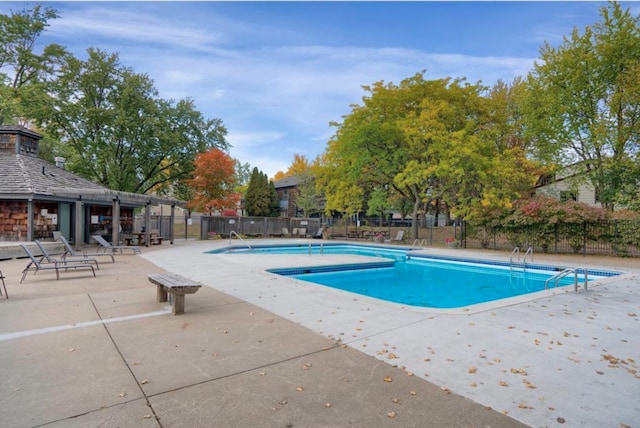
left=461, top=220, right=466, bottom=248
left=582, top=221, right=587, bottom=257
left=614, top=220, right=618, bottom=256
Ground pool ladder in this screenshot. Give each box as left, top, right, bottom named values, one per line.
left=413, top=239, right=426, bottom=248
left=510, top=247, right=533, bottom=269
left=509, top=270, right=533, bottom=291
left=544, top=267, right=588, bottom=293
left=308, top=243, right=324, bottom=255
left=229, top=231, right=252, bottom=250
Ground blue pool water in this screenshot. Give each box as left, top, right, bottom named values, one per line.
left=212, top=244, right=619, bottom=308
left=210, top=243, right=409, bottom=261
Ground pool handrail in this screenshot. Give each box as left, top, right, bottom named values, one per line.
left=544, top=267, right=588, bottom=293
left=509, top=247, right=520, bottom=266
left=308, top=242, right=325, bottom=255
left=412, top=239, right=426, bottom=248
left=229, top=231, right=252, bottom=250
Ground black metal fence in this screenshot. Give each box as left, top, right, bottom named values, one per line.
left=140, top=213, right=639, bottom=258
left=462, top=220, right=640, bottom=257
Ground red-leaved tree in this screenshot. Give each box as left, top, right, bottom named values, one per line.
left=186, top=148, right=239, bottom=215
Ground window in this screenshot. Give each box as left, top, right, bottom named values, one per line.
left=560, top=191, right=577, bottom=202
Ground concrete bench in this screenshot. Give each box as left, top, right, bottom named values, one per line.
left=148, top=272, right=202, bottom=315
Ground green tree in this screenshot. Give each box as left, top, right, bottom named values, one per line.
left=295, top=171, right=323, bottom=217
left=234, top=160, right=252, bottom=188
left=365, top=186, right=391, bottom=226
left=319, top=72, right=537, bottom=240
left=485, top=77, right=530, bottom=152
left=0, top=5, right=68, bottom=124
left=42, top=48, right=228, bottom=194
left=525, top=2, right=640, bottom=210
left=0, top=4, right=69, bottom=160
left=244, top=167, right=279, bottom=216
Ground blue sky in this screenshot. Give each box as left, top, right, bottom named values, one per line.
left=3, top=1, right=631, bottom=178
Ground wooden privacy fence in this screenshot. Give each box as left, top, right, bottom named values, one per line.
left=200, top=216, right=322, bottom=240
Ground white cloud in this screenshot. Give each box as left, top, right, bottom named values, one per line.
left=228, top=130, right=287, bottom=150
left=50, top=7, right=222, bottom=49
left=36, top=3, right=547, bottom=177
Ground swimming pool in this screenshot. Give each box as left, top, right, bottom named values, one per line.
left=211, top=244, right=620, bottom=308
left=209, top=243, right=409, bottom=261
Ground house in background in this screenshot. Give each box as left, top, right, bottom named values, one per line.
left=0, top=125, right=181, bottom=245
left=274, top=175, right=301, bottom=217
left=533, top=162, right=599, bottom=207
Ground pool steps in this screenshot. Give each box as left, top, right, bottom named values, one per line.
left=544, top=267, right=588, bottom=293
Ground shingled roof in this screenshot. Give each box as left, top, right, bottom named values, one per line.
left=273, top=175, right=301, bottom=189
left=0, top=153, right=105, bottom=196
left=1, top=152, right=183, bottom=206
left=0, top=126, right=181, bottom=206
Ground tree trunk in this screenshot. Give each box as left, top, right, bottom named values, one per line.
left=411, top=187, right=421, bottom=241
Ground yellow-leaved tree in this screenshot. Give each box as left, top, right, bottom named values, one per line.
left=317, top=72, right=540, bottom=240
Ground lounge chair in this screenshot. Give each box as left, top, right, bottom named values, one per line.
left=92, top=235, right=141, bottom=255
left=57, top=235, right=115, bottom=263
left=385, top=230, right=405, bottom=243
left=282, top=227, right=290, bottom=237
left=312, top=228, right=324, bottom=239
left=20, top=244, right=96, bottom=283
left=0, top=269, right=7, bottom=299
left=34, top=240, right=100, bottom=271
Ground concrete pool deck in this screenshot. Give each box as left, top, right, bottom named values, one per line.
left=1, top=239, right=638, bottom=427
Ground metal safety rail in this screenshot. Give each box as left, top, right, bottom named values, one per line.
left=412, top=239, right=426, bottom=248
left=229, top=231, right=252, bottom=250
left=308, top=243, right=324, bottom=255
left=544, top=267, right=589, bottom=293
left=510, top=247, right=520, bottom=265
left=510, top=246, right=533, bottom=270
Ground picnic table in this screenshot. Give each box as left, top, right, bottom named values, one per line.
left=128, top=231, right=163, bottom=246
left=347, top=230, right=367, bottom=239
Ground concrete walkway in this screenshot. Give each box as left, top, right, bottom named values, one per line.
left=1, top=239, right=638, bottom=427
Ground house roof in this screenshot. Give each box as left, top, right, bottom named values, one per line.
left=273, top=175, right=301, bottom=189
left=0, top=153, right=181, bottom=207
left=1, top=153, right=105, bottom=195
left=0, top=124, right=43, bottom=139
left=533, top=161, right=592, bottom=189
